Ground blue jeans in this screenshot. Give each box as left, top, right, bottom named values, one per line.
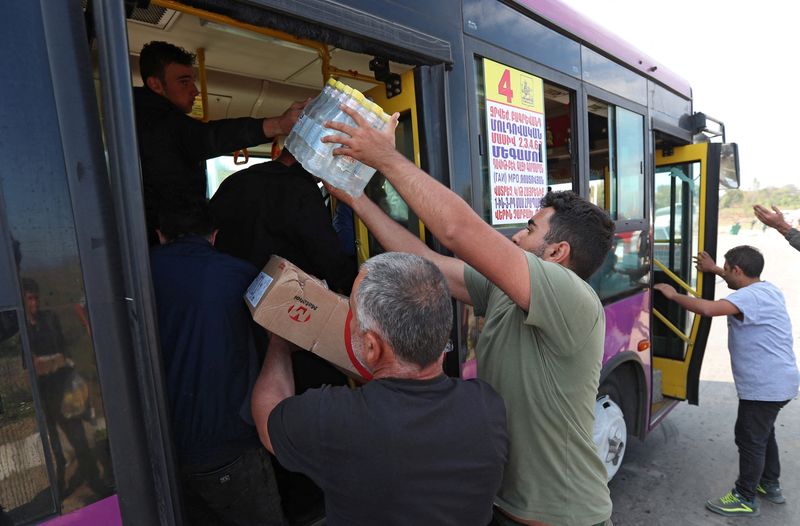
left=181, top=447, right=286, bottom=526
left=734, top=399, right=789, bottom=500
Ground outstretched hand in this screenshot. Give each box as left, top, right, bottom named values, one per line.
left=753, top=204, right=791, bottom=233
left=322, top=105, right=400, bottom=172
left=324, top=181, right=357, bottom=207
left=653, top=283, right=677, bottom=300
left=276, top=98, right=311, bottom=135
left=693, top=251, right=716, bottom=273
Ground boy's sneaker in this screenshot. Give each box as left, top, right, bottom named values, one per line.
left=757, top=482, right=786, bottom=504
left=706, top=489, right=760, bottom=517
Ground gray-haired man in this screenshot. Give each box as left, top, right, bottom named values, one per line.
left=252, top=252, right=509, bottom=526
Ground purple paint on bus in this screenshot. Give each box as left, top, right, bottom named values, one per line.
left=462, top=290, right=653, bottom=387
left=602, top=290, right=651, bottom=365
left=602, top=290, right=652, bottom=424
left=512, top=0, right=692, bottom=98
left=41, top=495, right=122, bottom=526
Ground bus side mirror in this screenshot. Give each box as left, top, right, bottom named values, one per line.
left=717, top=143, right=740, bottom=189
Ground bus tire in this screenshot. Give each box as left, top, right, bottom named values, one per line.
left=594, top=378, right=627, bottom=481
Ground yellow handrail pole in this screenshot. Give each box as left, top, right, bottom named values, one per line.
left=328, top=65, right=381, bottom=85
left=653, top=258, right=700, bottom=297
left=652, top=308, right=693, bottom=344
left=196, top=47, right=209, bottom=122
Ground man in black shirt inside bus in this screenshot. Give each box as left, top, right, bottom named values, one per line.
left=134, top=40, right=306, bottom=244
left=210, top=146, right=358, bottom=523
left=150, top=202, right=285, bottom=525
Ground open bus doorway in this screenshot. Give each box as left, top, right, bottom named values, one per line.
left=123, top=4, right=424, bottom=525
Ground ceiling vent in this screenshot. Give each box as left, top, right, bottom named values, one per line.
left=128, top=4, right=180, bottom=31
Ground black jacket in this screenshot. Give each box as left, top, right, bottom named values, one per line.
left=209, top=160, right=357, bottom=295
left=133, top=87, right=268, bottom=241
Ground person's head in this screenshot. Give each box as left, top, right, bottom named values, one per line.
left=511, top=191, right=614, bottom=279
left=349, top=253, right=452, bottom=376
left=722, top=245, right=763, bottom=289
left=140, top=41, right=198, bottom=113
left=22, top=278, right=39, bottom=320
left=157, top=199, right=216, bottom=245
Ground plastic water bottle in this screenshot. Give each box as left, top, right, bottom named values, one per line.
left=351, top=101, right=390, bottom=184
left=313, top=83, right=356, bottom=177
left=307, top=83, right=352, bottom=175
left=286, top=79, right=336, bottom=160
left=333, top=90, right=366, bottom=175
left=287, top=79, right=389, bottom=196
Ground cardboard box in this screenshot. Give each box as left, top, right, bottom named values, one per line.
left=244, top=256, right=372, bottom=380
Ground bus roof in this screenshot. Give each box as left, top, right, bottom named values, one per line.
left=513, top=0, right=692, bottom=99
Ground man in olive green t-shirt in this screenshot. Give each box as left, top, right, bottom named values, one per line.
left=322, top=106, right=615, bottom=525
left=465, top=249, right=611, bottom=525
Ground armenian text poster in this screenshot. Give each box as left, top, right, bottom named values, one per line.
left=483, top=58, right=547, bottom=225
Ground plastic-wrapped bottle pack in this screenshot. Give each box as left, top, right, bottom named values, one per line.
left=285, top=79, right=390, bottom=197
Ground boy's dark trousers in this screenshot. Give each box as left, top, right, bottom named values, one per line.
left=734, top=399, right=789, bottom=500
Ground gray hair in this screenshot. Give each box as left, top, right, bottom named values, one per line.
left=354, top=252, right=452, bottom=368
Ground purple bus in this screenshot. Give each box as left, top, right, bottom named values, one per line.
left=0, top=0, right=737, bottom=523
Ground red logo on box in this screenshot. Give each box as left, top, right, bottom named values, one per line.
left=287, top=305, right=311, bottom=323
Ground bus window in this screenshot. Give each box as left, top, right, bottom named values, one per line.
left=653, top=160, right=701, bottom=360
left=544, top=84, right=574, bottom=193
left=617, top=108, right=644, bottom=219
left=0, top=100, right=115, bottom=517
left=588, top=229, right=649, bottom=301
left=0, top=309, right=55, bottom=524
left=206, top=154, right=270, bottom=198
left=587, top=99, right=645, bottom=219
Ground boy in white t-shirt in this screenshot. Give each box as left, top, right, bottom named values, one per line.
left=655, top=245, right=799, bottom=518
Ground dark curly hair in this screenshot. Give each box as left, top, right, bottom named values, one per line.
left=540, top=191, right=615, bottom=279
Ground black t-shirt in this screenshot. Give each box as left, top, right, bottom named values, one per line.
left=133, top=87, right=267, bottom=244
left=209, top=160, right=357, bottom=295
left=268, top=375, right=508, bottom=526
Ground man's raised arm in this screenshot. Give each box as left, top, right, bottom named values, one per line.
left=322, top=106, right=531, bottom=310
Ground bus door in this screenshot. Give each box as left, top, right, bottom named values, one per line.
left=353, top=70, right=425, bottom=263
left=651, top=142, right=739, bottom=414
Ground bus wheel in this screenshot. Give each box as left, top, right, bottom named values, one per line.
left=593, top=388, right=627, bottom=481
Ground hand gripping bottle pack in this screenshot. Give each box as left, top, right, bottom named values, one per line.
left=284, top=79, right=390, bottom=197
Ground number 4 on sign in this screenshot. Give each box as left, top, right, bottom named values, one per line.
left=498, top=69, right=513, bottom=103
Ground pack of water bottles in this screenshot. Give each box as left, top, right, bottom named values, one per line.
left=284, top=78, right=391, bottom=197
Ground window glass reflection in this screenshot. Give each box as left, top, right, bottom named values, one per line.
left=588, top=230, right=649, bottom=301
left=0, top=309, right=54, bottom=524
left=582, top=47, right=647, bottom=106
left=652, top=161, right=699, bottom=353
left=22, top=280, right=108, bottom=505
left=0, top=120, right=115, bottom=518
left=616, top=107, right=644, bottom=219
left=544, top=84, right=574, bottom=193
left=587, top=99, right=615, bottom=215
left=587, top=100, right=644, bottom=220
left=463, top=0, right=582, bottom=77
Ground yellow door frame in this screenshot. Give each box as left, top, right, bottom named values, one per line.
left=354, top=69, right=425, bottom=264
left=652, top=143, right=709, bottom=399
